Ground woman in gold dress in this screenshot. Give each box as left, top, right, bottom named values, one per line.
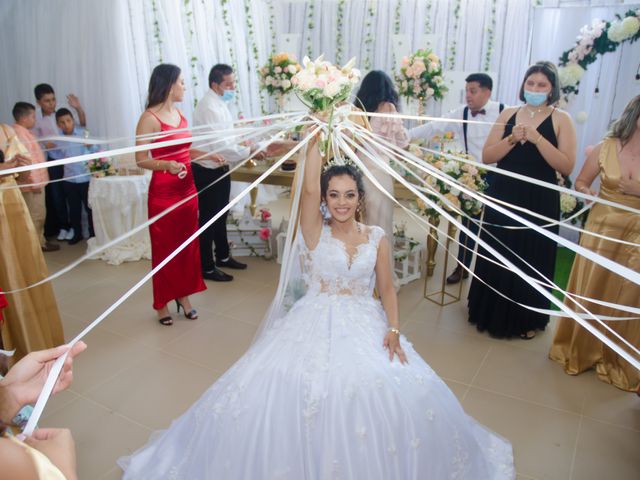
left=549, top=96, right=640, bottom=391
left=0, top=124, right=64, bottom=363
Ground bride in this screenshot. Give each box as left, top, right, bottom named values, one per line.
left=119, top=128, right=515, bottom=479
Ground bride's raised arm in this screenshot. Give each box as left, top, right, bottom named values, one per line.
left=299, top=130, right=324, bottom=249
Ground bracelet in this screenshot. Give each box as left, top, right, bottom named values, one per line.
left=507, top=133, right=515, bottom=145
left=388, top=327, right=400, bottom=335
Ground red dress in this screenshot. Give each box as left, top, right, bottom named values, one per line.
left=147, top=111, right=206, bottom=310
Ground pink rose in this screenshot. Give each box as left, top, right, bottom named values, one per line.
left=260, top=209, right=271, bottom=221
left=259, top=228, right=271, bottom=241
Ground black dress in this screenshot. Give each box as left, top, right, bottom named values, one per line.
left=468, top=109, right=559, bottom=337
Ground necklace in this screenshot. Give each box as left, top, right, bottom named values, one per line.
left=525, top=105, right=546, bottom=119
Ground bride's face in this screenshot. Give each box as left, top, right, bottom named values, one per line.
left=325, top=174, right=359, bottom=223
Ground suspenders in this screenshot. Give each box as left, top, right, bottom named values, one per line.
left=462, top=103, right=504, bottom=154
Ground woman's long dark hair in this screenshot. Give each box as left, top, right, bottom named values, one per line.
left=354, top=70, right=400, bottom=114
left=146, top=64, right=181, bottom=109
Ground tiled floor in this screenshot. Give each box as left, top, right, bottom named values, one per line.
left=39, top=200, right=639, bottom=480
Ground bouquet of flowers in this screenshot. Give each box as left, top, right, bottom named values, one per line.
left=87, top=158, right=115, bottom=177
left=557, top=172, right=586, bottom=225
left=292, top=55, right=361, bottom=112
left=259, top=52, right=300, bottom=97
left=396, top=49, right=448, bottom=102
left=410, top=149, right=487, bottom=219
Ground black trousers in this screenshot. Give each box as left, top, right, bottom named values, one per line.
left=44, top=162, right=70, bottom=236
left=192, top=163, right=231, bottom=270
left=62, top=181, right=94, bottom=238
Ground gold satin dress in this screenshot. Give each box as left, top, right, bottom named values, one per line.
left=549, top=139, right=640, bottom=391
left=0, top=175, right=64, bottom=362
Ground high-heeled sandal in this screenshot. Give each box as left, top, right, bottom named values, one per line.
left=158, top=315, right=173, bottom=326
left=176, top=300, right=198, bottom=320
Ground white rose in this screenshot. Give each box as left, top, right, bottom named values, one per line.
left=607, top=21, right=626, bottom=42
left=622, top=16, right=640, bottom=37
left=323, top=81, right=342, bottom=97
left=558, top=63, right=585, bottom=87
left=288, top=65, right=298, bottom=74
left=281, top=79, right=291, bottom=90
left=560, top=193, right=577, bottom=213
left=426, top=87, right=435, bottom=96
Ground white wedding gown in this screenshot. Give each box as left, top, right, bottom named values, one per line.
left=119, top=224, right=514, bottom=479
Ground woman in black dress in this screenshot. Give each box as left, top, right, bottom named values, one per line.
left=468, top=61, right=576, bottom=339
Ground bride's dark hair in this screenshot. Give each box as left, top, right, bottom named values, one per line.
left=320, top=164, right=366, bottom=202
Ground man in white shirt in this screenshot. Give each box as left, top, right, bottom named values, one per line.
left=409, top=73, right=504, bottom=284
left=192, top=64, right=265, bottom=282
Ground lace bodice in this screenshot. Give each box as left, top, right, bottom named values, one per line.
left=300, top=223, right=386, bottom=297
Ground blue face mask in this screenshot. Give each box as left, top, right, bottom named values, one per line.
left=221, top=89, right=235, bottom=102
left=524, top=90, right=548, bottom=107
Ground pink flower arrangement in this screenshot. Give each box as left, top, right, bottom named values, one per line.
left=259, top=228, right=271, bottom=241
left=396, top=49, right=447, bottom=102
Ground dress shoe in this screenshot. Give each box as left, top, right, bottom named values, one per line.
left=216, top=257, right=247, bottom=270
left=57, top=229, right=68, bottom=241
left=446, top=266, right=469, bottom=284
left=42, top=242, right=61, bottom=252
left=202, top=267, right=233, bottom=282
left=68, top=235, right=83, bottom=246
left=65, top=228, right=75, bottom=241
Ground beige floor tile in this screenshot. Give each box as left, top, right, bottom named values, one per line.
left=581, top=376, right=640, bottom=431
left=39, top=396, right=152, bottom=480
left=571, top=418, right=640, bottom=480
left=217, top=287, right=276, bottom=324
left=162, top=313, right=256, bottom=372
left=83, top=350, right=221, bottom=430
left=462, top=387, right=581, bottom=480
left=402, top=319, right=493, bottom=384
left=41, top=388, right=80, bottom=421
left=67, top=327, right=157, bottom=394
left=443, top=378, right=469, bottom=402
left=471, top=343, right=593, bottom=414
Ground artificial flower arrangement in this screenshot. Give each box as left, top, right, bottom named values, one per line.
left=395, top=49, right=448, bottom=102
left=409, top=148, right=487, bottom=220
left=291, top=55, right=361, bottom=112
left=558, top=10, right=640, bottom=99
left=259, top=52, right=301, bottom=97
left=393, top=223, right=420, bottom=262
left=87, top=158, right=116, bottom=177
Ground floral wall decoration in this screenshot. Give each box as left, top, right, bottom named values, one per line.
left=396, top=49, right=447, bottom=104
left=151, top=0, right=163, bottom=63
left=363, top=2, right=375, bottom=71
left=268, top=0, right=277, bottom=55
left=306, top=0, right=316, bottom=58
left=447, top=0, right=462, bottom=70
left=243, top=0, right=267, bottom=114
left=558, top=9, right=640, bottom=101
left=424, top=0, right=434, bottom=35
left=219, top=0, right=242, bottom=113
left=335, top=0, right=346, bottom=65
left=391, top=0, right=402, bottom=68
left=183, top=0, right=199, bottom=108
left=484, top=0, right=498, bottom=72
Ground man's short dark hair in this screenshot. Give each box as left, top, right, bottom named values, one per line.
left=209, top=64, right=233, bottom=87
left=12, top=102, right=36, bottom=121
left=34, top=83, right=55, bottom=100
left=465, top=73, right=493, bottom=91
left=55, top=107, right=73, bottom=121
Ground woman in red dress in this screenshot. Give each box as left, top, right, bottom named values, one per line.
left=135, top=64, right=219, bottom=325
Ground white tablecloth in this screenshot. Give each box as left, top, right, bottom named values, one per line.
left=87, top=175, right=151, bottom=265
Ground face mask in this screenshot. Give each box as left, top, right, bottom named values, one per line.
left=221, top=89, right=235, bottom=102
left=524, top=90, right=548, bottom=107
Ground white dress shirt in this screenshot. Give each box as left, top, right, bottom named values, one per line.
left=192, top=89, right=250, bottom=169
left=408, top=100, right=504, bottom=163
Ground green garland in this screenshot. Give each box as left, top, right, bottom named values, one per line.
left=335, top=0, right=346, bottom=65
left=243, top=0, right=266, bottom=115
left=183, top=0, right=199, bottom=108
left=306, top=0, right=315, bottom=58
left=483, top=0, right=497, bottom=71
left=268, top=0, right=277, bottom=55
left=423, top=0, right=433, bottom=35
left=447, top=0, right=461, bottom=69
left=391, top=0, right=402, bottom=69
left=219, top=0, right=242, bottom=114
left=151, top=0, right=163, bottom=62
left=363, top=2, right=375, bottom=71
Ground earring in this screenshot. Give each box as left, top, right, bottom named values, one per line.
left=320, top=201, right=331, bottom=220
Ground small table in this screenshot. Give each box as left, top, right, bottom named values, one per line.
left=87, top=175, right=151, bottom=265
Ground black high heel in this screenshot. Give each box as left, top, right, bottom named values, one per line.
left=175, top=300, right=198, bottom=320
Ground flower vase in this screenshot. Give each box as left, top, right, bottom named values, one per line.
left=426, top=215, right=440, bottom=276
left=276, top=93, right=285, bottom=113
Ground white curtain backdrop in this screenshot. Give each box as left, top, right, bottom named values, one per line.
left=0, top=0, right=636, bottom=155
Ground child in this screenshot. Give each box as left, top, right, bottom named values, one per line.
left=11, top=102, right=59, bottom=252
left=33, top=83, right=85, bottom=241
left=49, top=108, right=97, bottom=245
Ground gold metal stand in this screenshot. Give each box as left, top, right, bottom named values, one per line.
left=423, top=216, right=465, bottom=306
